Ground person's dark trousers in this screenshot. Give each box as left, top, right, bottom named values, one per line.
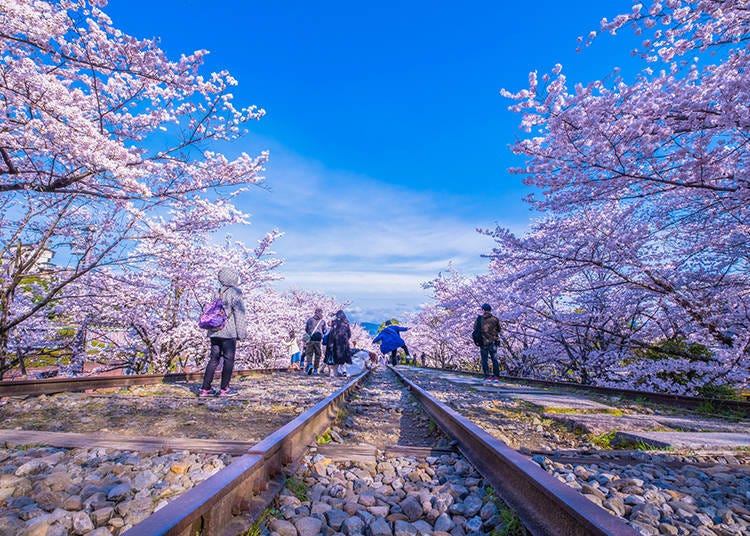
left=389, top=344, right=410, bottom=366
left=305, top=341, right=322, bottom=371
left=202, top=337, right=237, bottom=390
left=480, top=343, right=500, bottom=377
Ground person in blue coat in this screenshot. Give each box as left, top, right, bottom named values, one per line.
left=373, top=320, right=414, bottom=366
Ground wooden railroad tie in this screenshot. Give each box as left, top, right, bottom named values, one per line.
left=0, top=429, right=255, bottom=455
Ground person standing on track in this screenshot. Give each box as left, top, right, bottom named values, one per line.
left=284, top=330, right=301, bottom=370
left=473, top=303, right=501, bottom=381
left=199, top=267, right=247, bottom=397
left=373, top=320, right=413, bottom=366
left=329, top=310, right=352, bottom=377
left=321, top=319, right=334, bottom=375
left=304, top=308, right=326, bottom=375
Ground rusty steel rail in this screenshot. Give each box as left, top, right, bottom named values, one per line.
left=122, top=369, right=370, bottom=536
left=432, top=367, right=750, bottom=417
left=392, top=367, right=638, bottom=536
left=0, top=368, right=282, bottom=397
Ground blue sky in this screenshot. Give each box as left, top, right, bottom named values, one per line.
left=105, top=0, right=640, bottom=322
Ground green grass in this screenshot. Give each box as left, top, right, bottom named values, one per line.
left=692, top=400, right=747, bottom=420
left=696, top=384, right=742, bottom=401
left=544, top=407, right=624, bottom=416
left=427, top=418, right=437, bottom=435
left=633, top=441, right=666, bottom=451
left=697, top=401, right=716, bottom=414
left=9, top=443, right=45, bottom=450
left=241, top=507, right=280, bottom=536
left=23, top=355, right=60, bottom=367
left=612, top=436, right=665, bottom=451
left=542, top=407, right=580, bottom=414
left=285, top=476, right=308, bottom=502
left=316, top=430, right=332, bottom=444
left=492, top=507, right=528, bottom=536
left=588, top=430, right=618, bottom=449
left=239, top=372, right=262, bottom=380
left=515, top=400, right=548, bottom=416
left=485, top=487, right=528, bottom=536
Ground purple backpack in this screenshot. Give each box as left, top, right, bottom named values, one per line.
left=198, top=296, right=227, bottom=330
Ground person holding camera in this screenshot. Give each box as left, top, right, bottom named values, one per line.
left=303, top=307, right=326, bottom=375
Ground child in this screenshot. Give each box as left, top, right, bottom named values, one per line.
left=284, top=330, right=301, bottom=370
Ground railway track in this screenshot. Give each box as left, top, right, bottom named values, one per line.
left=119, top=367, right=637, bottom=535
left=0, top=368, right=280, bottom=397
left=2, top=366, right=750, bottom=535
left=5, top=365, right=746, bottom=420
left=396, top=367, right=750, bottom=535
left=399, top=368, right=750, bottom=451
left=428, top=367, right=750, bottom=418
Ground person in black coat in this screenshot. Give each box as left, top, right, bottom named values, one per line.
left=473, top=303, right=501, bottom=380
left=329, top=310, right=352, bottom=377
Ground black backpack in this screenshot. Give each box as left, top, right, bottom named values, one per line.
left=471, top=315, right=483, bottom=347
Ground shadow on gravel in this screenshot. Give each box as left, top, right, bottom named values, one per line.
left=397, top=386, right=444, bottom=447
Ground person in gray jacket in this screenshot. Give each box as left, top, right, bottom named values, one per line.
left=199, top=267, right=247, bottom=397
left=304, top=308, right=326, bottom=375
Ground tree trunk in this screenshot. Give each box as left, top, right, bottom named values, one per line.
left=66, top=316, right=90, bottom=376
left=0, top=327, right=10, bottom=381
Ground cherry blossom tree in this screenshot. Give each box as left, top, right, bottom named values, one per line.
left=237, top=289, right=341, bottom=369
left=65, top=231, right=282, bottom=374
left=484, top=0, right=750, bottom=392
left=408, top=304, right=464, bottom=369
left=235, top=289, right=379, bottom=370
left=485, top=202, right=739, bottom=390
left=0, top=281, right=68, bottom=379
left=409, top=2, right=749, bottom=394
left=408, top=270, right=486, bottom=371
left=349, top=322, right=377, bottom=353
left=413, top=268, right=552, bottom=376
left=0, top=0, right=268, bottom=373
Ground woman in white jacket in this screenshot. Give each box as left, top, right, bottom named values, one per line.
left=284, top=330, right=301, bottom=370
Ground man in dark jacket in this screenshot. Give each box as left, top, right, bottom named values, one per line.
left=474, top=303, right=501, bottom=380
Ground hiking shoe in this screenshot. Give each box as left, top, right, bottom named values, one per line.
left=307, top=367, right=313, bottom=375
left=198, top=389, right=214, bottom=397
left=491, top=376, right=501, bottom=381
left=218, top=388, right=239, bottom=397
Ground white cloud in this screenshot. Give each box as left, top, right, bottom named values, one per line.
left=232, top=140, right=526, bottom=320
left=279, top=270, right=431, bottom=295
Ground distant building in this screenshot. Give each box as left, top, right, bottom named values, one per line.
left=1, top=244, right=57, bottom=274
